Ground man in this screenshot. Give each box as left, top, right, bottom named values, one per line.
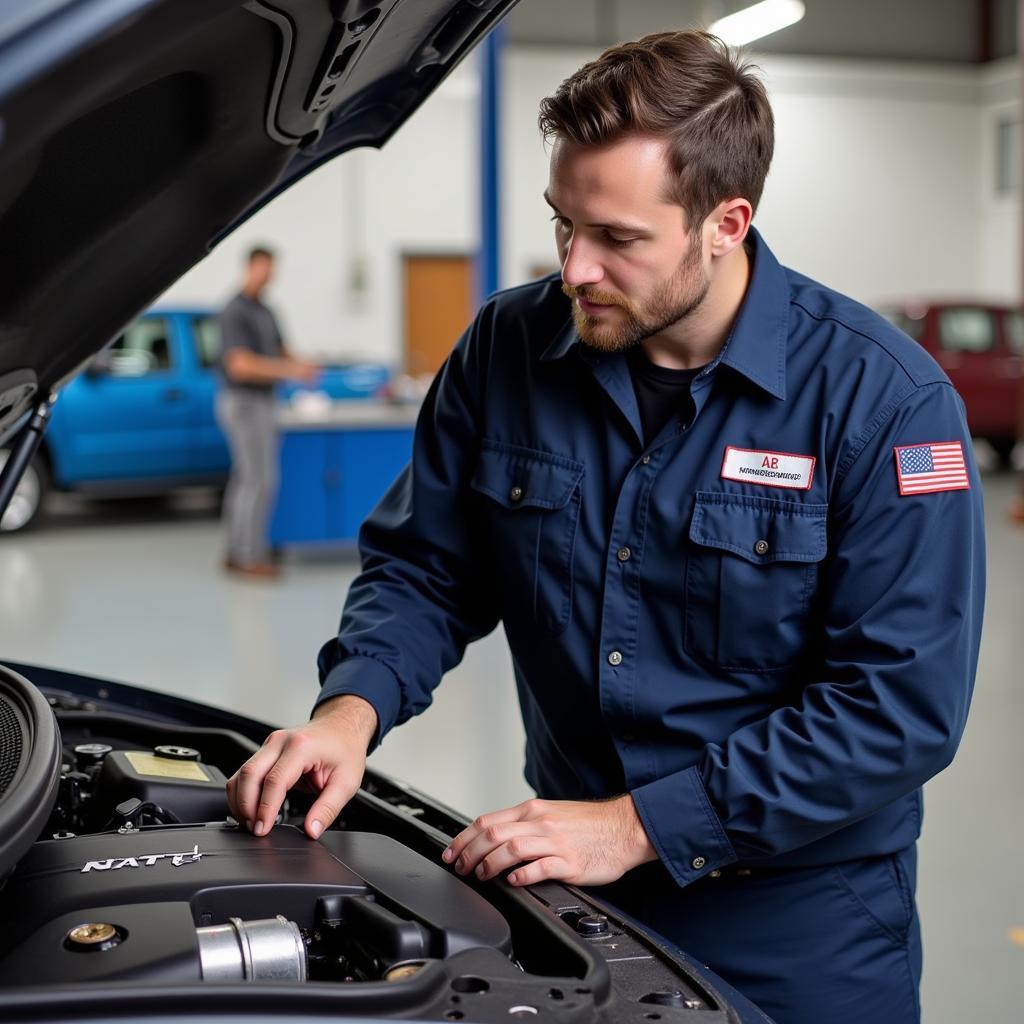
left=216, top=246, right=318, bottom=578
left=226, top=32, right=984, bottom=1023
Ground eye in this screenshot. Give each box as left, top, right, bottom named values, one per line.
left=605, top=232, right=638, bottom=249
left=549, top=214, right=571, bottom=232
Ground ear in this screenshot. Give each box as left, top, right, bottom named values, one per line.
left=706, top=198, right=752, bottom=257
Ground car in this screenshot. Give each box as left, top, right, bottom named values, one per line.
left=0, top=308, right=391, bottom=532
left=0, top=2, right=769, bottom=1022
left=880, top=300, right=1023, bottom=463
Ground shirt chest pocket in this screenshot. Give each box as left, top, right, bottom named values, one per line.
left=470, top=443, right=585, bottom=636
left=685, top=491, right=828, bottom=673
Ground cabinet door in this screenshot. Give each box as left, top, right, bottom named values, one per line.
left=332, top=429, right=415, bottom=540
left=268, top=431, right=330, bottom=544
left=269, top=427, right=415, bottom=546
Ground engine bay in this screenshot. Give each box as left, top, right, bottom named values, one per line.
left=0, top=705, right=516, bottom=991
left=0, top=665, right=738, bottom=1022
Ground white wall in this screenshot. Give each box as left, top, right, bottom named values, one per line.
left=976, top=59, right=1021, bottom=300
left=162, top=48, right=1021, bottom=367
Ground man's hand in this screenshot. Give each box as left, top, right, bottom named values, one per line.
left=222, top=348, right=321, bottom=386
left=284, top=356, right=321, bottom=385
left=441, top=795, right=658, bottom=887
left=225, top=695, right=377, bottom=840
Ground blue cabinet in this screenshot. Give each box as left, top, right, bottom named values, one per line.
left=269, top=408, right=416, bottom=546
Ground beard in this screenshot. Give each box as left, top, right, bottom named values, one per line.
left=562, top=241, right=709, bottom=353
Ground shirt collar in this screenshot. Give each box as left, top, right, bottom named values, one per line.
left=540, top=227, right=790, bottom=401
left=539, top=314, right=577, bottom=362
left=714, top=226, right=788, bottom=400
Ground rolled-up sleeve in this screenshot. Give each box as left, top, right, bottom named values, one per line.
left=314, top=309, right=500, bottom=750
left=632, top=381, right=985, bottom=884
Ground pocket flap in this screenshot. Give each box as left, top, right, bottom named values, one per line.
left=471, top=443, right=584, bottom=510
left=689, top=491, right=827, bottom=564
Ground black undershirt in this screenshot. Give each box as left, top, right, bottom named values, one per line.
left=626, top=346, right=705, bottom=444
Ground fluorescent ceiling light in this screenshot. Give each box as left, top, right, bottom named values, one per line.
left=710, top=0, right=806, bottom=46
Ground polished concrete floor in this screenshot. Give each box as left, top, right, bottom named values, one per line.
left=1, top=472, right=1021, bottom=1021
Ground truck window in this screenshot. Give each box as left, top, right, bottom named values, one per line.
left=193, top=316, right=221, bottom=368
left=1004, top=311, right=1024, bottom=354
left=106, top=317, right=173, bottom=375
left=938, top=308, right=996, bottom=353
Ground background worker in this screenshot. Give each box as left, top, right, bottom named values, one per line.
left=216, top=246, right=319, bottom=578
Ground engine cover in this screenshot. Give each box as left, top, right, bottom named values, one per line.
left=0, top=823, right=511, bottom=985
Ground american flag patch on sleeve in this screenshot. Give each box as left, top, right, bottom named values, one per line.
left=893, top=441, right=970, bottom=495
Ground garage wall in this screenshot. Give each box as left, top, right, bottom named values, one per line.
left=162, top=50, right=1021, bottom=366
left=976, top=60, right=1022, bottom=299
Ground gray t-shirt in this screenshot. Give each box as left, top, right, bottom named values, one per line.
left=218, top=292, right=284, bottom=392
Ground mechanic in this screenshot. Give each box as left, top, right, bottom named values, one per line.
left=216, top=246, right=319, bottom=578
left=227, top=32, right=985, bottom=1023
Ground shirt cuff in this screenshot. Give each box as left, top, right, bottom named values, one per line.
left=312, top=655, right=403, bottom=752
left=630, top=765, right=737, bottom=887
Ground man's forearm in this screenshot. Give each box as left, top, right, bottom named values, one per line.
left=224, top=349, right=305, bottom=384
left=311, top=693, right=379, bottom=748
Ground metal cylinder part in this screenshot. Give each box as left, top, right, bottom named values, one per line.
left=67, top=923, right=117, bottom=946
left=73, top=743, right=112, bottom=769
left=196, top=916, right=306, bottom=982
left=384, top=959, right=428, bottom=981
left=154, top=745, right=201, bottom=761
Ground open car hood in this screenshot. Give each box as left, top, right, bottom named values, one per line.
left=0, top=0, right=517, bottom=444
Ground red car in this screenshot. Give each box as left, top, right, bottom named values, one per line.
left=881, top=302, right=1023, bottom=463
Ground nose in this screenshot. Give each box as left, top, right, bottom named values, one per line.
left=560, top=235, right=604, bottom=290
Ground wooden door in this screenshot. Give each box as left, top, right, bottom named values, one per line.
left=403, top=254, right=474, bottom=376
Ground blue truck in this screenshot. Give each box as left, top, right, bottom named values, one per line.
left=0, top=309, right=391, bottom=532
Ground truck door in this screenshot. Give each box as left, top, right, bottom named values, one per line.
left=59, top=315, right=195, bottom=483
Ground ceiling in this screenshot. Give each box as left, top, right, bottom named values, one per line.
left=504, top=0, right=1018, bottom=63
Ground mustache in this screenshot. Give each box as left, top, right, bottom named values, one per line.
left=561, top=283, right=627, bottom=308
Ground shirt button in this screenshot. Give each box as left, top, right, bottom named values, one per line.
left=709, top=869, right=722, bottom=879
left=754, top=539, right=769, bottom=556
left=691, top=856, right=706, bottom=870
left=640, top=455, right=652, bottom=465
left=509, top=486, right=524, bottom=503
left=607, top=650, right=623, bottom=666
left=616, top=546, right=632, bottom=563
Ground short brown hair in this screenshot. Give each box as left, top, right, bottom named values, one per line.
left=538, top=31, right=774, bottom=228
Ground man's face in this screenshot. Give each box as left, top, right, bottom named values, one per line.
left=247, top=254, right=275, bottom=293
left=546, top=136, right=709, bottom=352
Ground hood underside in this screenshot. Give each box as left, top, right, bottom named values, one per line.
left=0, top=0, right=516, bottom=442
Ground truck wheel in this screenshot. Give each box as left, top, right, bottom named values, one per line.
left=0, top=452, right=49, bottom=532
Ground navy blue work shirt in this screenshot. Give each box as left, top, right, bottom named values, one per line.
left=316, top=228, right=985, bottom=887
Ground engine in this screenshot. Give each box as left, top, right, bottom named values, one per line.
left=0, top=741, right=511, bottom=988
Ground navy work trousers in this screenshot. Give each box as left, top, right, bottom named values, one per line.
left=595, top=845, right=922, bottom=1024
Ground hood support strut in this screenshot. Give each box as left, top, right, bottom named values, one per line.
left=0, top=398, right=55, bottom=524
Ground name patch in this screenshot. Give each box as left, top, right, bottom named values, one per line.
left=720, top=446, right=816, bottom=490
